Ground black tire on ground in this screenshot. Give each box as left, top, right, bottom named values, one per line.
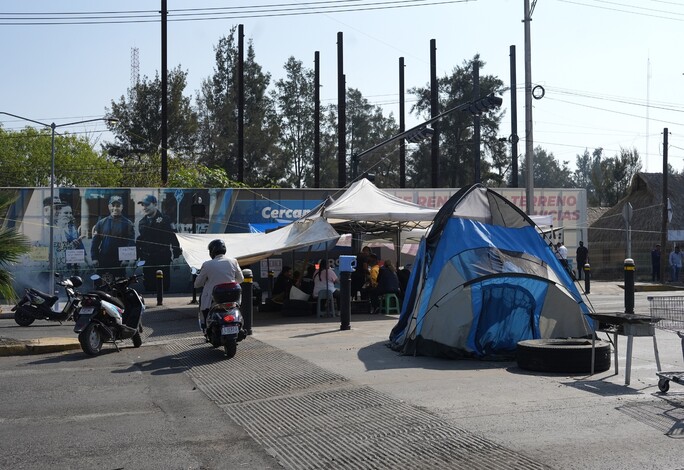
left=516, top=338, right=611, bottom=373
left=14, top=310, right=35, bottom=327
left=78, top=323, right=103, bottom=356
left=224, top=341, right=237, bottom=359
left=132, top=332, right=142, bottom=348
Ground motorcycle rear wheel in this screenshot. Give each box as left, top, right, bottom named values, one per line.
left=79, top=323, right=103, bottom=356
left=224, top=341, right=237, bottom=359
left=132, top=332, right=142, bottom=348
left=14, top=310, right=35, bottom=327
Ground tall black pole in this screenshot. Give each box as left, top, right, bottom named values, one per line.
left=337, top=32, right=346, bottom=188
left=473, top=61, right=481, bottom=183
left=509, top=45, right=519, bottom=187
left=314, top=51, right=321, bottom=188
left=661, top=128, right=669, bottom=283
left=160, top=0, right=168, bottom=185
left=399, top=57, right=406, bottom=188
left=237, top=24, right=245, bottom=183
left=430, top=39, right=439, bottom=188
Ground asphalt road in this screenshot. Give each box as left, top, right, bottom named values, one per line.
left=0, top=283, right=683, bottom=469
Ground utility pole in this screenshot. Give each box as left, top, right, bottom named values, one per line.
left=237, top=24, right=245, bottom=183
left=160, top=0, right=168, bottom=185
left=399, top=57, right=406, bottom=188
left=337, top=32, right=346, bottom=188
left=314, top=51, right=321, bottom=188
left=524, top=0, right=535, bottom=214
left=660, top=128, right=669, bottom=283
left=430, top=39, right=439, bottom=188
left=509, top=45, right=519, bottom=187
left=473, top=61, right=481, bottom=183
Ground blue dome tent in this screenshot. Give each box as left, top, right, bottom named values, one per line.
left=389, top=184, right=594, bottom=359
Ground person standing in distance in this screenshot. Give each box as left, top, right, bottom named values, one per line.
left=136, top=194, right=183, bottom=292
left=91, top=195, right=135, bottom=280
left=669, top=245, right=682, bottom=283
left=651, top=244, right=661, bottom=282
left=575, top=241, right=588, bottom=280
left=194, top=239, right=244, bottom=333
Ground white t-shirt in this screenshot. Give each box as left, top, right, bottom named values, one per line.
left=312, top=268, right=338, bottom=297
left=558, top=244, right=568, bottom=260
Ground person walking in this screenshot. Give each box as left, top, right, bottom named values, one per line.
left=575, top=241, right=588, bottom=280
left=669, top=246, right=682, bottom=283
left=136, top=194, right=183, bottom=292
left=651, top=244, right=661, bottom=282
left=91, top=195, right=135, bottom=280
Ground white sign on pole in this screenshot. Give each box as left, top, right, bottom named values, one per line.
left=119, top=246, right=137, bottom=261
left=65, top=249, right=85, bottom=264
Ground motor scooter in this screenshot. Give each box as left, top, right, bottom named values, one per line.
left=74, top=262, right=146, bottom=356
left=11, top=274, right=84, bottom=326
left=201, top=282, right=247, bottom=359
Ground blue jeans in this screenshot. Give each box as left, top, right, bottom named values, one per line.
left=671, top=266, right=681, bottom=282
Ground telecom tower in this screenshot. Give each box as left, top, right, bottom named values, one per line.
left=130, top=47, right=140, bottom=101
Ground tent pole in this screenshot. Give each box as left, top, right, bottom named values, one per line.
left=395, top=229, right=401, bottom=268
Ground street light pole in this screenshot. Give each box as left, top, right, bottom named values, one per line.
left=0, top=112, right=116, bottom=295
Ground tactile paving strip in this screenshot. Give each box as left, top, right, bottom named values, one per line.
left=167, top=337, right=551, bottom=469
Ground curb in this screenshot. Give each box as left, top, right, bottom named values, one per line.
left=0, top=337, right=81, bottom=357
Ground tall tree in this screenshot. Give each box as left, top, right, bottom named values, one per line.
left=604, top=147, right=642, bottom=205
left=271, top=57, right=316, bottom=188
left=408, top=55, right=504, bottom=187
left=196, top=27, right=279, bottom=186
left=345, top=88, right=398, bottom=187
left=104, top=66, right=198, bottom=163
left=518, top=146, right=574, bottom=188
left=0, top=126, right=120, bottom=187
left=318, top=88, right=398, bottom=188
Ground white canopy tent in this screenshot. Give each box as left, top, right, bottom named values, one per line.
left=177, top=217, right=341, bottom=270
left=317, top=179, right=438, bottom=234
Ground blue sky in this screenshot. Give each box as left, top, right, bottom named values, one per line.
left=1, top=0, right=683, bottom=175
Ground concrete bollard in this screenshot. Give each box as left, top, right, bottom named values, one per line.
left=156, top=270, right=164, bottom=306
left=241, top=269, right=253, bottom=335
left=338, top=255, right=356, bottom=331
left=624, top=258, right=635, bottom=314
left=584, top=263, right=591, bottom=294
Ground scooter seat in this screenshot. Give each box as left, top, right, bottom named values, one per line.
left=28, top=289, right=59, bottom=307
left=90, top=290, right=125, bottom=309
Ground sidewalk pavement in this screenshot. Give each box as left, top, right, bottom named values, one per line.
left=0, top=280, right=680, bottom=357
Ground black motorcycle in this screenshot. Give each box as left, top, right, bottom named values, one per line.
left=11, top=274, right=83, bottom=326
left=74, top=265, right=146, bottom=356
left=202, top=282, right=247, bottom=359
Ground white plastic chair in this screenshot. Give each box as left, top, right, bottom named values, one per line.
left=316, top=290, right=337, bottom=318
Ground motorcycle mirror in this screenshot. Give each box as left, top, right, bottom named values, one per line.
left=137, top=260, right=146, bottom=267
left=90, top=274, right=101, bottom=281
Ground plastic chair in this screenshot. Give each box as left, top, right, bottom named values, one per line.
left=380, top=293, right=401, bottom=314
left=316, top=290, right=337, bottom=318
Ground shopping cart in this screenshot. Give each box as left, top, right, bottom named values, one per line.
left=648, top=295, right=684, bottom=393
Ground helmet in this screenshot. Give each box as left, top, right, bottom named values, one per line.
left=208, top=239, right=226, bottom=259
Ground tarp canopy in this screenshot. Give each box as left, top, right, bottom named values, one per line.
left=177, top=217, right=340, bottom=269
left=318, top=179, right=438, bottom=234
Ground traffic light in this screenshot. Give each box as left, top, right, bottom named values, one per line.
left=467, top=94, right=503, bottom=115
left=405, top=126, right=434, bottom=144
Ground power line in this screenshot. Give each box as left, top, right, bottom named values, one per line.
left=0, top=0, right=474, bottom=26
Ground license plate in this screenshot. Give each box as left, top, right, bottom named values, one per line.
left=80, top=307, right=94, bottom=315
left=221, top=325, right=239, bottom=335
